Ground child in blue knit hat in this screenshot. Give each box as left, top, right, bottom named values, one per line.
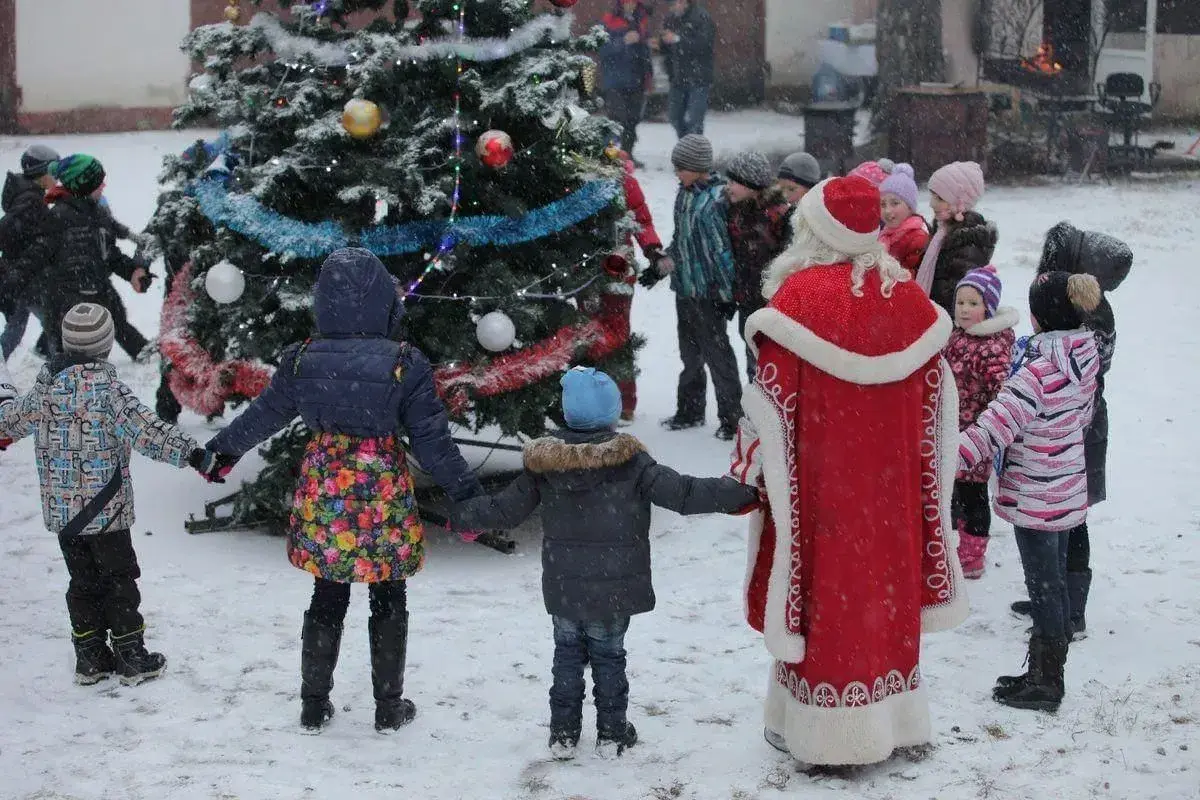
left=453, top=366, right=759, bottom=760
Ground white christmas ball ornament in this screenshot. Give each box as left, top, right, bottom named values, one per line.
left=205, top=261, right=246, bottom=304
left=476, top=311, right=516, bottom=352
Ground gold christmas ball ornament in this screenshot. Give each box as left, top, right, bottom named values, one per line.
left=223, top=0, right=242, bottom=22
left=342, top=98, right=383, bottom=139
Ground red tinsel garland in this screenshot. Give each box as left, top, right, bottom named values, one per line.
left=159, top=262, right=631, bottom=418
left=159, top=263, right=272, bottom=416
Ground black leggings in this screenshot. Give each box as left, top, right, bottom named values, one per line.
left=952, top=480, right=991, bottom=538
left=1066, top=523, right=1089, bottom=573
left=308, top=578, right=407, bottom=626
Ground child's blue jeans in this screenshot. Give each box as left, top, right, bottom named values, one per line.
left=549, top=615, right=630, bottom=736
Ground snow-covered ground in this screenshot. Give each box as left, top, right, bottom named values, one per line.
left=1, top=117, right=1198, bottom=800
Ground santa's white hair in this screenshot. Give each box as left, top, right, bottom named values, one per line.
left=761, top=211, right=911, bottom=300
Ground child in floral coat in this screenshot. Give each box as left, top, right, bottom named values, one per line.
left=0, top=303, right=208, bottom=686
left=198, top=248, right=482, bottom=734
left=943, top=266, right=1018, bottom=578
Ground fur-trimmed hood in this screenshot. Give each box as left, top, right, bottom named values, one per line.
left=1038, top=221, right=1132, bottom=292
left=962, top=305, right=1019, bottom=337
left=937, top=212, right=998, bottom=259
left=524, top=431, right=646, bottom=477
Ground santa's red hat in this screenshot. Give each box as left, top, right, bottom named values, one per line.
left=798, top=176, right=882, bottom=257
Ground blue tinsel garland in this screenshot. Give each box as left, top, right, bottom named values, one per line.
left=189, top=177, right=621, bottom=259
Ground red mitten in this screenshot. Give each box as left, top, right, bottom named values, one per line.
left=0, top=437, right=12, bottom=451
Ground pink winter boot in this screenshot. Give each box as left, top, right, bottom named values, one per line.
left=957, top=531, right=988, bottom=579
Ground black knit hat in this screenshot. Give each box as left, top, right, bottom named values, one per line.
left=20, top=144, right=60, bottom=179
left=1029, top=271, right=1101, bottom=333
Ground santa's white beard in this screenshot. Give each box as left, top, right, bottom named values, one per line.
left=761, top=214, right=909, bottom=300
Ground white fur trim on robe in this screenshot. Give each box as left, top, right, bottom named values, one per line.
left=742, top=381, right=806, bottom=664
left=922, top=357, right=970, bottom=632
left=764, top=669, right=933, bottom=766
left=744, top=306, right=953, bottom=387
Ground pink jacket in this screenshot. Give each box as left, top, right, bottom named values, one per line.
left=878, top=214, right=929, bottom=278
left=944, top=306, right=1018, bottom=482
left=958, top=330, right=1099, bottom=531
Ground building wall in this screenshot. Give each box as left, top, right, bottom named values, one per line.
left=765, top=0, right=876, bottom=88
left=16, top=0, right=189, bottom=122
left=1152, top=34, right=1200, bottom=116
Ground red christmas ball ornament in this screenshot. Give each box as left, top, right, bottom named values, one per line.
left=476, top=130, right=515, bottom=169
left=602, top=253, right=629, bottom=278
left=548, top=0, right=579, bottom=7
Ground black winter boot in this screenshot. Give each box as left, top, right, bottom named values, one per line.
left=548, top=727, right=582, bottom=760
left=1010, top=599, right=1032, bottom=618
left=995, top=637, right=1067, bottom=712
left=370, top=613, right=416, bottom=732
left=72, top=630, right=117, bottom=685
left=661, top=415, right=703, bottom=431
left=596, top=721, right=638, bottom=758
left=300, top=612, right=342, bottom=732
left=110, top=628, right=166, bottom=686
left=1067, top=569, right=1091, bottom=640
left=994, top=637, right=1036, bottom=696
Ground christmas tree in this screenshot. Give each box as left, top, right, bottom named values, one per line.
left=146, top=0, right=636, bottom=528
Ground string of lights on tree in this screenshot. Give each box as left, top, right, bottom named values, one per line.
left=175, top=0, right=620, bottom=411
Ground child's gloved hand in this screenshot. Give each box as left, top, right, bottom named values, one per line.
left=0, top=437, right=11, bottom=451
left=189, top=448, right=236, bottom=483
left=458, top=529, right=482, bottom=543
left=637, top=266, right=662, bottom=289
left=733, top=489, right=766, bottom=516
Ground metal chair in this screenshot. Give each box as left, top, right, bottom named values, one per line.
left=1096, top=72, right=1162, bottom=165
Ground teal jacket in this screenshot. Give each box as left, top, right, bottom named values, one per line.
left=667, top=175, right=734, bottom=303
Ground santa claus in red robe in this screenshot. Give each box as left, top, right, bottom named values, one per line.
left=729, top=175, right=969, bottom=766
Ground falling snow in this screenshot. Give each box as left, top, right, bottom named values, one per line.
left=0, top=118, right=1196, bottom=799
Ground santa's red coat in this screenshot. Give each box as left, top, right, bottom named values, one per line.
left=733, top=261, right=967, bottom=766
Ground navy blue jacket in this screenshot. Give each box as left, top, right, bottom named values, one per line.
left=599, top=4, right=653, bottom=93
left=452, top=430, right=758, bottom=621
left=207, top=248, right=481, bottom=502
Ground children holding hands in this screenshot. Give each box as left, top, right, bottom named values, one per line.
left=451, top=367, right=759, bottom=759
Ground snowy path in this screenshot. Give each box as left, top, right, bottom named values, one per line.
left=0, top=122, right=1197, bottom=799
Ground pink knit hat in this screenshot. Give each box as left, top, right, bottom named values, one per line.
left=878, top=163, right=919, bottom=213
left=847, top=158, right=895, bottom=188
left=928, top=161, right=985, bottom=216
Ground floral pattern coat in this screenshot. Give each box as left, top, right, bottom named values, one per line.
left=943, top=306, right=1019, bottom=482
left=289, top=432, right=424, bottom=583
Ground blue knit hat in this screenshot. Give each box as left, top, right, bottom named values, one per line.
left=560, top=367, right=621, bottom=431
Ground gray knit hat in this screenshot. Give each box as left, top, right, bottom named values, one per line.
left=777, top=151, right=821, bottom=188
left=61, top=303, right=114, bottom=358
left=671, top=134, right=713, bottom=173
left=726, top=151, right=773, bottom=191
left=21, top=144, right=60, bottom=179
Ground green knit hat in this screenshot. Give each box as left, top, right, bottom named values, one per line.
left=52, top=154, right=106, bottom=196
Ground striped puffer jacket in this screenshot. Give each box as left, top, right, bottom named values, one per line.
left=958, top=329, right=1099, bottom=531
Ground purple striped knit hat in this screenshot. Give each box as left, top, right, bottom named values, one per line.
left=957, top=265, right=1002, bottom=318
